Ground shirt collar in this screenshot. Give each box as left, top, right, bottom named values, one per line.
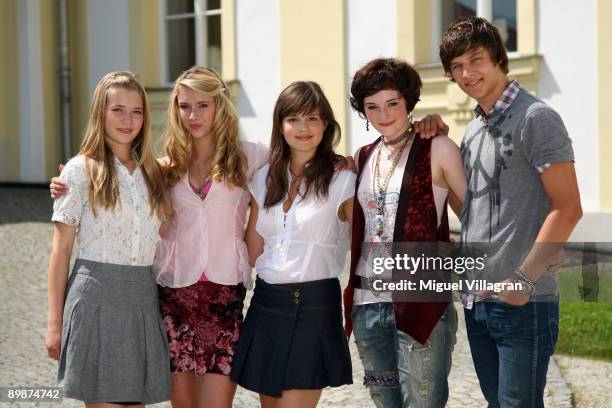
left=114, top=153, right=140, bottom=176
left=474, top=80, right=520, bottom=118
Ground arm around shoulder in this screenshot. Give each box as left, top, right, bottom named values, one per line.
left=431, top=137, right=467, bottom=218
left=336, top=170, right=356, bottom=225
left=52, top=157, right=87, bottom=227
left=242, top=141, right=270, bottom=177
left=245, top=196, right=264, bottom=267
left=339, top=198, right=354, bottom=225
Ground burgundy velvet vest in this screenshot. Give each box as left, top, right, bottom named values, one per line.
left=343, top=135, right=450, bottom=344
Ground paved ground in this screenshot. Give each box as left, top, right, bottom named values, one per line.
left=0, top=187, right=605, bottom=407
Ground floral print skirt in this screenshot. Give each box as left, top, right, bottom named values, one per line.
left=158, top=280, right=246, bottom=376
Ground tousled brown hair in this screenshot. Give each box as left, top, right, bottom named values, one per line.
left=439, top=16, right=509, bottom=80
left=264, top=81, right=340, bottom=209
left=350, top=58, right=422, bottom=116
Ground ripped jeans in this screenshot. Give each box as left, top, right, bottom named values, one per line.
left=352, top=302, right=457, bottom=408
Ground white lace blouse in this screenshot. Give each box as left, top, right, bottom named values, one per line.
left=52, top=155, right=162, bottom=266
left=250, top=166, right=356, bottom=284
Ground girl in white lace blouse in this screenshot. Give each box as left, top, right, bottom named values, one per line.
left=45, top=72, right=172, bottom=406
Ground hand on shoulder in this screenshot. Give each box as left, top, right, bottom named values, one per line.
left=413, top=114, right=450, bottom=138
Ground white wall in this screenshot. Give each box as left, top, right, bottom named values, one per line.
left=537, top=0, right=599, bottom=212
left=346, top=0, right=398, bottom=156
left=88, top=0, right=131, bottom=95
left=235, top=0, right=280, bottom=145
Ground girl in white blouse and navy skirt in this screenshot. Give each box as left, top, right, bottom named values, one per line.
left=230, top=81, right=355, bottom=408
left=45, top=72, right=172, bottom=406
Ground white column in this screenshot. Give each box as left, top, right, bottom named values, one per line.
left=87, top=0, right=131, bottom=95
left=19, top=0, right=46, bottom=182
left=430, top=0, right=442, bottom=62
left=195, top=0, right=206, bottom=66
left=478, top=0, right=493, bottom=21
left=346, top=0, right=397, bottom=154
left=235, top=0, right=281, bottom=144
left=537, top=0, right=599, bottom=212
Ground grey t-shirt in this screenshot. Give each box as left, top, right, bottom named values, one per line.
left=460, top=88, right=574, bottom=294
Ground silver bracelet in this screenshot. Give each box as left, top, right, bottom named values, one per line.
left=515, top=269, right=536, bottom=286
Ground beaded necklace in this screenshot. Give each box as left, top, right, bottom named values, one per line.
left=372, top=132, right=415, bottom=237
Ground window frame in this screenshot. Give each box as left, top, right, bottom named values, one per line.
left=430, top=0, right=519, bottom=63
left=158, top=0, right=222, bottom=86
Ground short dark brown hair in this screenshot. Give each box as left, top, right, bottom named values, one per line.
left=350, top=58, right=422, bottom=116
left=439, top=16, right=509, bottom=79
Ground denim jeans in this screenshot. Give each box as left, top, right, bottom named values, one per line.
left=464, top=300, right=559, bottom=408
left=352, top=302, right=457, bottom=408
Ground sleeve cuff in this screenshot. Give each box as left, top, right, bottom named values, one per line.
left=51, top=211, right=79, bottom=226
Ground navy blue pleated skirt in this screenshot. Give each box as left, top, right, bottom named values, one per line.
left=230, top=276, right=352, bottom=397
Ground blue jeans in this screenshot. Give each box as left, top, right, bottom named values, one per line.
left=464, top=300, right=559, bottom=408
left=352, top=302, right=457, bottom=408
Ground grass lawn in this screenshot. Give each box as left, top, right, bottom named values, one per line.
left=556, top=269, right=612, bottom=361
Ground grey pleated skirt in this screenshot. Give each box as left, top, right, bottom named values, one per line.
left=58, top=259, right=171, bottom=404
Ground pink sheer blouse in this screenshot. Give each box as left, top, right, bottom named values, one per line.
left=153, top=141, right=269, bottom=289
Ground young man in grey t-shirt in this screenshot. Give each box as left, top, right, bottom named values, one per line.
left=439, top=17, right=582, bottom=407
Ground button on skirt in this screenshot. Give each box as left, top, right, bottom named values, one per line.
left=58, top=259, right=171, bottom=404
left=230, top=276, right=352, bottom=397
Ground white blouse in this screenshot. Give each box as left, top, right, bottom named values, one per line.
left=52, top=155, right=162, bottom=266
left=250, top=166, right=356, bottom=284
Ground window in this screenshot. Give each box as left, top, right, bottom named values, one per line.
left=431, top=0, right=517, bottom=61
left=161, top=0, right=222, bottom=84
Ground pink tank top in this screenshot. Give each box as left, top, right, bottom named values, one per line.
left=189, top=179, right=213, bottom=282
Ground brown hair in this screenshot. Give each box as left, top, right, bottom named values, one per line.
left=350, top=58, right=422, bottom=116
left=79, top=71, right=171, bottom=219
left=264, top=81, right=340, bottom=209
left=439, top=16, right=509, bottom=80
left=162, top=66, right=247, bottom=188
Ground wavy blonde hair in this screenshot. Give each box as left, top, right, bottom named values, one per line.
left=163, top=66, right=247, bottom=188
left=78, top=71, right=171, bottom=219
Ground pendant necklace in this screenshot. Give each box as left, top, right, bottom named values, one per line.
left=372, top=132, right=415, bottom=237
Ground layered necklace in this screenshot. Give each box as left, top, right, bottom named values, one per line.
left=190, top=178, right=212, bottom=200
left=372, top=129, right=415, bottom=237
left=189, top=159, right=213, bottom=201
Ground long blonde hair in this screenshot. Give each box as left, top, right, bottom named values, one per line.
left=78, top=71, right=171, bottom=219
left=163, top=66, right=247, bottom=188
